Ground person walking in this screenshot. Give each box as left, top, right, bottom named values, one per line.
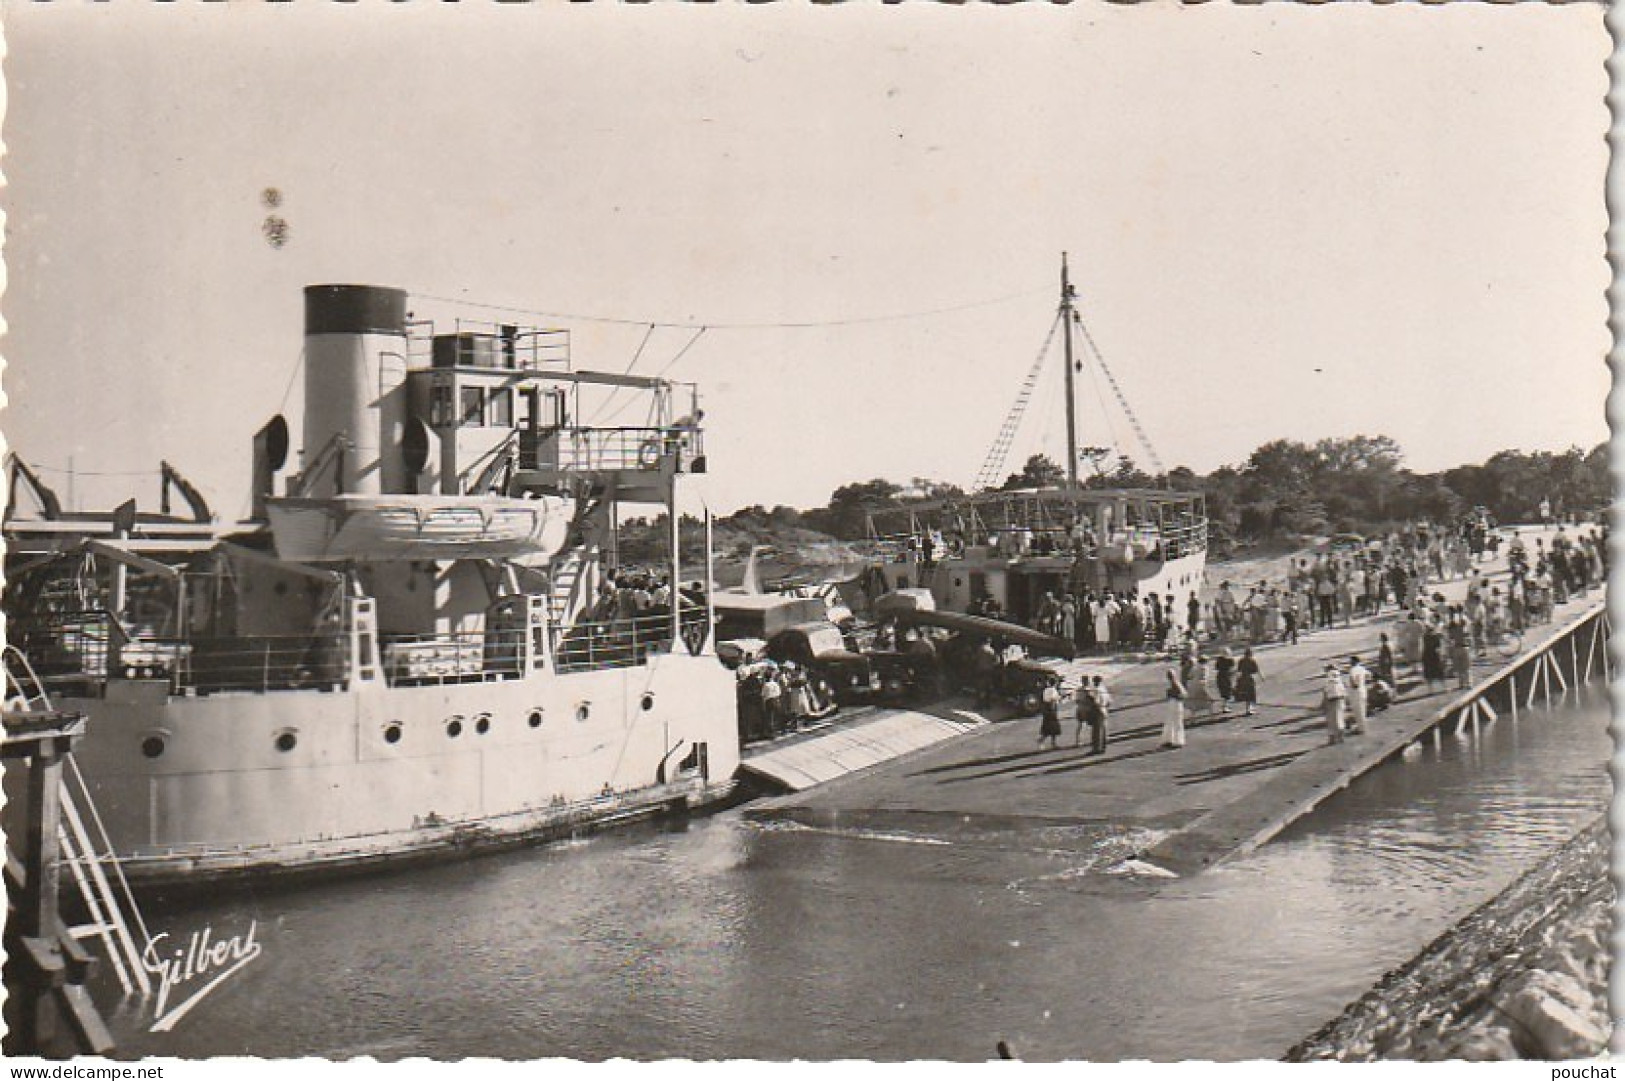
left=1322, top=664, right=1348, bottom=745
left=1186, top=656, right=1214, bottom=720
left=1093, top=594, right=1115, bottom=651
left=1235, top=647, right=1261, bottom=716
left=1072, top=678, right=1098, bottom=749
left=1337, top=573, right=1356, bottom=628
left=1161, top=666, right=1187, bottom=749
left=1376, top=632, right=1397, bottom=696
left=1317, top=570, right=1337, bottom=629
left=1346, top=655, right=1370, bottom=735
left=1447, top=614, right=1473, bottom=691
left=1214, top=648, right=1236, bottom=713
left=1090, top=675, right=1112, bottom=755
left=1421, top=618, right=1446, bottom=692
left=760, top=666, right=785, bottom=736
left=784, top=662, right=812, bottom=733
left=1037, top=676, right=1063, bottom=750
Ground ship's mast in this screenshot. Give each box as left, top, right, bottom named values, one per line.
left=1060, top=253, right=1079, bottom=490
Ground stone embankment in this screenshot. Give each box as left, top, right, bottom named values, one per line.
left=1287, top=816, right=1612, bottom=1062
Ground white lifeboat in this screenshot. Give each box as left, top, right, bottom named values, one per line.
left=265, top=493, right=571, bottom=562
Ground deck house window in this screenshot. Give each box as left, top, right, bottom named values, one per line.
left=430, top=384, right=454, bottom=429
left=489, top=388, right=513, bottom=428
left=460, top=386, right=485, bottom=427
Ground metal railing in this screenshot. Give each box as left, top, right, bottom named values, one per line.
left=406, top=319, right=572, bottom=371
left=380, top=627, right=529, bottom=686
left=522, top=426, right=704, bottom=474
left=553, top=614, right=676, bottom=674
left=7, top=613, right=352, bottom=695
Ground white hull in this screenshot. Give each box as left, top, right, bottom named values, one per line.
left=24, top=652, right=738, bottom=884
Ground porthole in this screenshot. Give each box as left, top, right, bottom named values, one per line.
left=141, top=736, right=166, bottom=759
left=275, top=731, right=298, bottom=753
left=475, top=714, right=491, bottom=735
left=446, top=717, right=464, bottom=738
left=575, top=703, right=590, bottom=722
left=640, top=693, right=655, bottom=712
left=527, top=708, right=544, bottom=729
left=383, top=723, right=403, bottom=744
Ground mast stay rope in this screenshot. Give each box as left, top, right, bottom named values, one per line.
left=1073, top=312, right=1166, bottom=477
left=971, top=312, right=1063, bottom=492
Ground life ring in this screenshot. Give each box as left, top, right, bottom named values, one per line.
left=638, top=439, right=665, bottom=467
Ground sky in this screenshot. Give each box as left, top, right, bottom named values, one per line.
left=0, top=3, right=1611, bottom=518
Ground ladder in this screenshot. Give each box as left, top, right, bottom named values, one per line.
left=3, top=646, right=152, bottom=999
left=548, top=544, right=601, bottom=628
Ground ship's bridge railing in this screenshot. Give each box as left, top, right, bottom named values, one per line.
left=5, top=612, right=354, bottom=695
left=519, top=426, right=704, bottom=474
left=405, top=318, right=572, bottom=372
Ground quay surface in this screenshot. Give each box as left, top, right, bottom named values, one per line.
left=751, top=549, right=1608, bottom=877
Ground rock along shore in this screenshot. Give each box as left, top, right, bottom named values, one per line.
left=1286, top=814, right=1612, bottom=1062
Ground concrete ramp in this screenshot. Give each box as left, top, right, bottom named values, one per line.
left=741, top=709, right=986, bottom=792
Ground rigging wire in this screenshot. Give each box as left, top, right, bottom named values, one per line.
left=276, top=346, right=306, bottom=417
left=970, top=312, right=1063, bottom=491
left=32, top=465, right=161, bottom=479
left=597, top=326, right=709, bottom=427
left=1078, top=328, right=1126, bottom=471
left=406, top=284, right=1049, bottom=332
left=586, top=323, right=658, bottom=426
left=1073, top=312, right=1166, bottom=476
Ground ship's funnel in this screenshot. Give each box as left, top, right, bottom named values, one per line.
left=303, top=285, right=409, bottom=496
left=251, top=414, right=289, bottom=519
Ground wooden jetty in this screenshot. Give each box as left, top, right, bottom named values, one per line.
left=3, top=703, right=116, bottom=1057
left=752, top=565, right=1609, bottom=877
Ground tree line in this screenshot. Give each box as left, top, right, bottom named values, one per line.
left=617, top=436, right=1607, bottom=563
left=790, top=437, right=1610, bottom=548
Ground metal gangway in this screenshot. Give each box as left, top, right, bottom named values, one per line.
left=4, top=646, right=153, bottom=1000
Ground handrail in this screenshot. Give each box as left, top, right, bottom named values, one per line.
left=554, top=613, right=680, bottom=673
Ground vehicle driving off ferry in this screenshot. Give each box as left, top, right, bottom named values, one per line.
left=3, top=284, right=740, bottom=886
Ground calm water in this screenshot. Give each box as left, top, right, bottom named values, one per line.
left=108, top=692, right=1611, bottom=1061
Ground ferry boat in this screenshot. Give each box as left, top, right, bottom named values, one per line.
left=861, top=256, right=1208, bottom=624
left=3, top=284, right=740, bottom=885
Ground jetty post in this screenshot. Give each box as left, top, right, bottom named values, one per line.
left=2, top=705, right=115, bottom=1057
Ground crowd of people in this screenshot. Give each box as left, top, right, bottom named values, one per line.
left=1015, top=587, right=1204, bottom=654
left=1028, top=513, right=1608, bottom=757
left=558, top=568, right=708, bottom=667
left=734, top=657, right=833, bottom=743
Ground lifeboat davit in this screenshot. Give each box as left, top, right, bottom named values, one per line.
left=265, top=494, right=571, bottom=562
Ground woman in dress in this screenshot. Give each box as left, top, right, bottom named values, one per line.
left=1321, top=663, right=1348, bottom=745
left=1214, top=648, right=1236, bottom=713
left=1185, top=657, right=1214, bottom=720
left=784, top=662, right=812, bottom=732
left=1263, top=590, right=1282, bottom=643
left=1093, top=594, right=1115, bottom=651
left=1161, top=666, right=1187, bottom=749
left=1235, top=647, right=1261, bottom=716
left=1037, top=676, right=1063, bottom=750
left=1376, top=631, right=1397, bottom=690
left=1421, top=618, right=1447, bottom=692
